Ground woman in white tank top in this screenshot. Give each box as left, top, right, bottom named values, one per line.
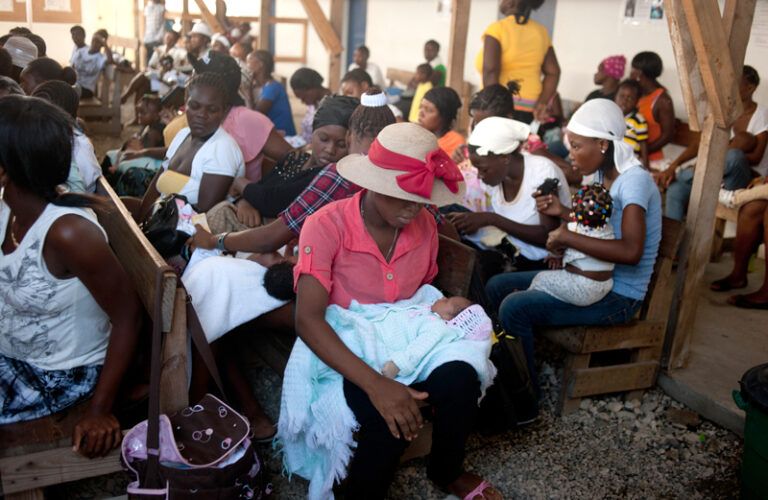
left=0, top=96, right=141, bottom=458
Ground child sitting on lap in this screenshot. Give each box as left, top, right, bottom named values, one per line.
left=529, top=183, right=615, bottom=306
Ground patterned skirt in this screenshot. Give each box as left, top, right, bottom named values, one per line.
left=0, top=354, right=101, bottom=424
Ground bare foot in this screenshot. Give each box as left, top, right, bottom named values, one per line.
left=447, top=472, right=503, bottom=500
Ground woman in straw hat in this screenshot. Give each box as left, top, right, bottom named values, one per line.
left=486, top=98, right=662, bottom=402
left=290, top=122, right=501, bottom=499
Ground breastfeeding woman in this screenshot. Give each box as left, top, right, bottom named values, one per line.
left=293, top=122, right=501, bottom=499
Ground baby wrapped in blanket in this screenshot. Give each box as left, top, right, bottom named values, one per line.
left=277, top=284, right=496, bottom=500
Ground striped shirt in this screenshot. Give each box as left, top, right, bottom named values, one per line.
left=623, top=110, right=649, bottom=153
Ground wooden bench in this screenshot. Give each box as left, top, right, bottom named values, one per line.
left=255, top=235, right=477, bottom=462
left=0, top=178, right=185, bottom=498
left=542, top=217, right=684, bottom=415
left=386, top=67, right=474, bottom=135
left=78, top=65, right=128, bottom=137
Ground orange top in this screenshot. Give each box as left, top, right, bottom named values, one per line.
left=438, top=130, right=465, bottom=158
left=637, top=87, right=666, bottom=161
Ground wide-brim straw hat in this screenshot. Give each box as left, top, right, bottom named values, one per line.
left=337, top=122, right=465, bottom=206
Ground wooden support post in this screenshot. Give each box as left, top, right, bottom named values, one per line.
left=665, top=0, right=757, bottom=370
left=299, top=0, right=343, bottom=56
left=182, top=0, right=191, bottom=35
left=447, top=0, right=470, bottom=92
left=327, top=0, right=344, bottom=92
left=259, top=0, right=272, bottom=51
left=193, top=0, right=224, bottom=33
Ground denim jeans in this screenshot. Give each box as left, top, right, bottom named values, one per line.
left=665, top=148, right=753, bottom=221
left=485, top=271, right=643, bottom=392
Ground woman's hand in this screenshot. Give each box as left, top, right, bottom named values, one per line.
left=546, top=225, right=571, bottom=253
left=533, top=101, right=550, bottom=123
left=446, top=212, right=492, bottom=235
left=72, top=410, right=122, bottom=458
left=653, top=166, right=677, bottom=190
left=367, top=376, right=428, bottom=441
left=191, top=224, right=217, bottom=251
left=229, top=177, right=251, bottom=198
left=534, top=192, right=568, bottom=219
left=451, top=144, right=467, bottom=165
left=120, top=149, right=147, bottom=161
left=545, top=253, right=564, bottom=269
left=235, top=198, right=262, bottom=227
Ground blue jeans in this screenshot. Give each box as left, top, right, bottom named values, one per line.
left=485, top=271, right=643, bottom=392
left=665, top=148, right=753, bottom=221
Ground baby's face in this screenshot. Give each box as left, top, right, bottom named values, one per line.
left=431, top=296, right=472, bottom=321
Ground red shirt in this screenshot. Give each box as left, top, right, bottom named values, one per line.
left=294, top=191, right=439, bottom=308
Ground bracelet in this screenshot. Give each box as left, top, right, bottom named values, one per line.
left=216, top=232, right=229, bottom=252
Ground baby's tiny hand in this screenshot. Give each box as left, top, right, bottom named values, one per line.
left=382, top=361, right=400, bottom=379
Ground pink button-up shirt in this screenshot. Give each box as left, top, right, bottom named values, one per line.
left=294, top=191, right=439, bottom=308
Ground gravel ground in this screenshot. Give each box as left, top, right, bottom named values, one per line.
left=47, top=354, right=743, bottom=500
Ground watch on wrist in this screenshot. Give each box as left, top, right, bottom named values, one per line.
left=216, top=232, right=229, bottom=252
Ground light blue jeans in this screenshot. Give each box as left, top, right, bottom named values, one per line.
left=486, top=271, right=643, bottom=393
left=665, top=148, right=753, bottom=221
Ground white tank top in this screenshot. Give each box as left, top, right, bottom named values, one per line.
left=0, top=201, right=111, bottom=371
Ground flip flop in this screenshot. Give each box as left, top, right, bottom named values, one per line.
left=728, top=294, right=768, bottom=310
left=710, top=277, right=747, bottom=292
left=463, top=480, right=500, bottom=500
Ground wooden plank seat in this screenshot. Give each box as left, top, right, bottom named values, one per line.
left=541, top=217, right=685, bottom=415
left=0, top=177, right=184, bottom=498
left=711, top=201, right=739, bottom=261
left=255, top=235, right=477, bottom=463
left=78, top=65, right=126, bottom=137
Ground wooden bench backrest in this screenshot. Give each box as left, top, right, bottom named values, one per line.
left=95, top=177, right=176, bottom=331
left=641, top=217, right=684, bottom=323
left=434, top=235, right=476, bottom=298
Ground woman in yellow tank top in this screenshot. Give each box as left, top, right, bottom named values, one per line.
left=475, top=0, right=560, bottom=124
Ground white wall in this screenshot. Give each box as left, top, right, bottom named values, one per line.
left=0, top=0, right=137, bottom=65
left=364, top=0, right=499, bottom=88
left=552, top=0, right=768, bottom=118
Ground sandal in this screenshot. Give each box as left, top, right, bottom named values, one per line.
left=728, top=294, right=768, bottom=310
left=463, top=480, right=501, bottom=500
left=710, top=277, right=747, bottom=292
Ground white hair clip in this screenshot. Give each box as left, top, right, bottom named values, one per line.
left=360, top=92, right=388, bottom=107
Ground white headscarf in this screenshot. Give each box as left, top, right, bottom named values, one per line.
left=468, top=117, right=530, bottom=156
left=566, top=98, right=640, bottom=174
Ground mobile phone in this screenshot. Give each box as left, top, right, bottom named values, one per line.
left=536, top=178, right=560, bottom=196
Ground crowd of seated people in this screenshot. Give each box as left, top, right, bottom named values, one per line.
left=2, top=1, right=768, bottom=497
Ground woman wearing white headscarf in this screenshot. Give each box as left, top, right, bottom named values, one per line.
left=485, top=99, right=662, bottom=401
left=447, top=116, right=570, bottom=272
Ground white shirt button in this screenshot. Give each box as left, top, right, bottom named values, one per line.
left=304, top=246, right=312, bottom=254
left=386, top=273, right=394, bottom=281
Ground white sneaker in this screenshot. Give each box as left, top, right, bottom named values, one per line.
left=719, top=188, right=736, bottom=208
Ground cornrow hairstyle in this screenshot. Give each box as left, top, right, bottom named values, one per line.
left=617, top=78, right=642, bottom=98
left=0, top=75, right=23, bottom=96
left=0, top=95, right=101, bottom=209
left=186, top=71, right=230, bottom=108
left=348, top=87, right=396, bottom=139
left=341, top=68, right=373, bottom=86
left=423, top=86, right=462, bottom=135
left=190, top=53, right=242, bottom=106
left=571, top=183, right=613, bottom=229
left=469, top=81, right=520, bottom=117
left=32, top=80, right=80, bottom=119
left=290, top=67, right=324, bottom=91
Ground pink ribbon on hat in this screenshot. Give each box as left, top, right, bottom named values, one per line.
left=368, top=138, right=463, bottom=199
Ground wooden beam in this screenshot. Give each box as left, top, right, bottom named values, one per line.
left=681, top=0, right=742, bottom=128
left=259, top=0, right=271, bottom=50
left=299, top=0, right=343, bottom=55
left=666, top=0, right=756, bottom=370
left=447, top=0, right=470, bottom=92
left=328, top=0, right=344, bottom=92
left=193, top=0, right=224, bottom=33
left=664, top=0, right=706, bottom=130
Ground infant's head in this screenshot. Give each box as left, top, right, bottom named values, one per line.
left=431, top=296, right=472, bottom=321
left=571, top=183, right=613, bottom=229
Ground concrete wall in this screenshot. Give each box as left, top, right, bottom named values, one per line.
left=552, top=0, right=768, bottom=117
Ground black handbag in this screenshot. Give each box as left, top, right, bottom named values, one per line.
left=477, top=329, right=538, bottom=434
left=140, top=194, right=191, bottom=259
